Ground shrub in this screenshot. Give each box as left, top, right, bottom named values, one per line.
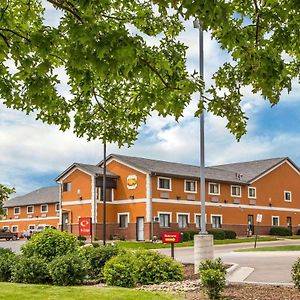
left=134, top=250, right=183, bottom=285
left=270, top=226, right=292, bottom=236
left=292, top=258, right=300, bottom=290
left=12, top=256, right=49, bottom=284
left=224, top=230, right=237, bottom=239
left=21, top=228, right=79, bottom=261
left=207, top=229, right=225, bottom=240
left=48, top=253, right=87, bottom=286
left=182, top=231, right=199, bottom=241
left=78, top=235, right=87, bottom=241
left=0, top=248, right=16, bottom=281
left=103, top=251, right=137, bottom=287
left=199, top=258, right=226, bottom=300
left=82, top=245, right=120, bottom=280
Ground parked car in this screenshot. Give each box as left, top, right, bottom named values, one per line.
left=0, top=228, right=18, bottom=241
left=36, top=225, right=56, bottom=232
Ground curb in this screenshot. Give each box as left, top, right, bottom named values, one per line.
left=226, top=263, right=240, bottom=276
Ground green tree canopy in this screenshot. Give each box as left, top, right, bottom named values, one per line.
left=0, top=0, right=299, bottom=145
left=0, top=184, right=15, bottom=215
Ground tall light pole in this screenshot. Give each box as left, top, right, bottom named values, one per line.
left=103, top=142, right=107, bottom=245
left=193, top=20, right=207, bottom=234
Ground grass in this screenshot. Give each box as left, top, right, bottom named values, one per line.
left=115, top=237, right=278, bottom=249
left=236, top=245, right=300, bottom=252
left=0, top=282, right=179, bottom=300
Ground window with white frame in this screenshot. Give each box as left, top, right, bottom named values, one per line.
left=12, top=226, right=18, bottom=233
left=231, top=185, right=241, bottom=197
left=41, top=204, right=48, bottom=212
left=184, top=180, right=197, bottom=193
left=28, top=225, right=35, bottom=230
left=209, top=183, right=220, bottom=195
left=14, top=207, right=20, bottom=215
left=27, top=206, right=34, bottom=214
left=211, top=215, right=222, bottom=229
left=63, top=182, right=72, bottom=192
left=177, top=214, right=189, bottom=228
left=195, top=214, right=202, bottom=228
left=158, top=177, right=171, bottom=191
left=55, top=203, right=60, bottom=211
left=284, top=191, right=292, bottom=202
left=118, top=213, right=129, bottom=228
left=272, top=216, right=279, bottom=226
left=248, top=187, right=256, bottom=198
left=159, top=213, right=171, bottom=228
left=3, top=226, right=9, bottom=231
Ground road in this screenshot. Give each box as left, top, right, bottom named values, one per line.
left=0, top=239, right=25, bottom=253
left=157, top=239, right=300, bottom=284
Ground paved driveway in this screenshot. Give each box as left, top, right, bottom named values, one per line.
left=0, top=239, right=26, bottom=253
left=157, top=239, right=300, bottom=284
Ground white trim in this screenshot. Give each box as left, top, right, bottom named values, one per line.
left=55, top=203, right=60, bottom=212
left=62, top=200, right=92, bottom=206
left=152, top=198, right=300, bottom=212
left=11, top=225, right=18, bottom=233
left=231, top=185, right=242, bottom=197
left=92, top=176, right=96, bottom=223
left=40, top=204, right=48, bottom=213
left=109, top=198, right=146, bottom=204
left=117, top=212, right=130, bottom=227
left=208, top=182, right=220, bottom=195
left=27, top=206, right=34, bottom=214
left=184, top=180, right=197, bottom=193
left=272, top=215, right=280, bottom=226
left=211, top=214, right=223, bottom=228
left=146, top=174, right=152, bottom=223
left=248, top=187, right=256, bottom=199
left=14, top=207, right=20, bottom=215
left=157, top=176, right=172, bottom=191
left=106, top=158, right=148, bottom=175
left=194, top=213, right=207, bottom=225
left=250, top=160, right=300, bottom=183
left=58, top=166, right=93, bottom=183
left=157, top=211, right=172, bottom=227
left=59, top=185, right=62, bottom=226
left=176, top=212, right=190, bottom=223
left=0, top=216, right=59, bottom=223
left=284, top=191, right=292, bottom=202
left=2, top=226, right=9, bottom=230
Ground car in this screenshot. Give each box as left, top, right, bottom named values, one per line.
left=0, top=228, right=18, bottom=241
left=36, top=225, right=56, bottom=232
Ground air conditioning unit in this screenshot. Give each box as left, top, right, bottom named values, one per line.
left=14, top=215, right=19, bottom=219
left=153, top=216, right=160, bottom=222
left=27, top=214, right=33, bottom=218
left=41, top=213, right=47, bottom=218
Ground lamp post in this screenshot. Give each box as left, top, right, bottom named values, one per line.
left=103, top=142, right=107, bottom=245
left=193, top=20, right=206, bottom=234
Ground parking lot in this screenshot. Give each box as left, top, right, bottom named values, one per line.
left=0, top=240, right=26, bottom=253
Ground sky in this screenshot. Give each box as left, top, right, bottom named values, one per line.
left=1, top=4, right=300, bottom=197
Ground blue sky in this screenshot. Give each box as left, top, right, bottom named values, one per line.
left=1, top=4, right=300, bottom=197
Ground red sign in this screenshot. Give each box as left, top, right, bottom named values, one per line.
left=79, top=217, right=92, bottom=236
left=162, top=232, right=181, bottom=243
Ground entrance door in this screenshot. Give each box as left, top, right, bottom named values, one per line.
left=287, top=217, right=292, bottom=230
left=62, top=212, right=68, bottom=232
left=247, top=215, right=254, bottom=235
left=136, top=217, right=144, bottom=241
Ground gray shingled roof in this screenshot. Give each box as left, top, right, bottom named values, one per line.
left=55, top=163, right=118, bottom=182
left=4, top=186, right=59, bottom=208
left=101, top=154, right=294, bottom=184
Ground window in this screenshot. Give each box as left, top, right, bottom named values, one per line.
left=195, top=214, right=207, bottom=228
left=41, top=204, right=48, bottom=213
left=12, top=226, right=18, bottom=233
left=184, top=180, right=197, bottom=193
left=272, top=216, right=279, bottom=226
left=157, top=177, right=171, bottom=191
left=284, top=191, right=292, bottom=202
left=27, top=206, right=34, bottom=214
left=209, top=183, right=220, bottom=195
left=55, top=203, right=60, bottom=211
left=3, top=226, right=9, bottom=231
left=28, top=225, right=35, bottom=230
left=118, top=213, right=129, bottom=228
left=177, top=213, right=189, bottom=228
left=287, top=217, right=292, bottom=228
left=211, top=215, right=222, bottom=229
left=63, top=182, right=71, bottom=192
left=159, top=213, right=171, bottom=228
left=14, top=207, right=20, bottom=215
left=248, top=187, right=256, bottom=198
left=231, top=185, right=241, bottom=197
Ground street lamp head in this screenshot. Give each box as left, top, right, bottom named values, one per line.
left=193, top=20, right=200, bottom=29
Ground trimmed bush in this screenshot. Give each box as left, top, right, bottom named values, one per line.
left=199, top=258, right=226, bottom=300
left=78, top=235, right=87, bottom=241
left=0, top=248, right=16, bottom=281
left=134, top=250, right=183, bottom=285
left=21, top=228, right=79, bottom=261
left=12, top=256, right=49, bottom=284
left=224, top=230, right=237, bottom=239
left=48, top=253, right=87, bottom=286
left=182, top=231, right=199, bottom=241
left=82, top=245, right=120, bottom=280
left=207, top=229, right=225, bottom=240
left=270, top=226, right=292, bottom=236
left=292, top=258, right=300, bottom=290
left=103, top=251, right=137, bottom=287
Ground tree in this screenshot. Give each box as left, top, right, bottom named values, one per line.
left=0, top=0, right=299, bottom=145
left=0, top=184, right=15, bottom=215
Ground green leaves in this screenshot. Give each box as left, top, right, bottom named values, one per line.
left=0, top=184, right=15, bottom=215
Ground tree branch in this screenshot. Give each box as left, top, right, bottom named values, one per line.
left=0, top=28, right=30, bottom=42
left=93, top=89, right=108, bottom=113
left=47, top=0, right=83, bottom=23
left=0, top=32, right=10, bottom=47
left=253, top=0, right=260, bottom=46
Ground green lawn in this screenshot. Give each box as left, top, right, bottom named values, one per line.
left=115, top=237, right=278, bottom=249
left=0, top=282, right=179, bottom=300
left=236, top=245, right=300, bottom=252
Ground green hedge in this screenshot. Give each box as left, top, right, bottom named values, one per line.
left=182, top=231, right=199, bottom=241
left=207, top=229, right=225, bottom=240
left=0, top=248, right=16, bottom=281
left=224, top=230, right=237, bottom=239
left=269, top=226, right=292, bottom=236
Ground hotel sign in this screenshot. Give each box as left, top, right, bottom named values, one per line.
left=162, top=232, right=181, bottom=243
left=127, top=175, right=137, bottom=190
left=79, top=217, right=92, bottom=236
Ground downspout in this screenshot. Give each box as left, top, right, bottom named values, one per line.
left=91, top=176, right=96, bottom=240
left=146, top=174, right=153, bottom=240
